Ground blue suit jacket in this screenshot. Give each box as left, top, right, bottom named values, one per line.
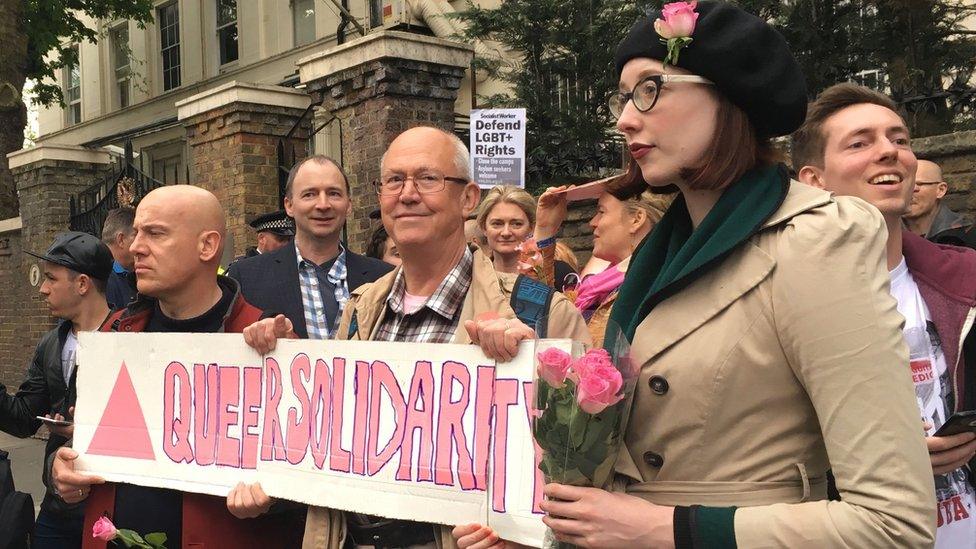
left=226, top=244, right=393, bottom=338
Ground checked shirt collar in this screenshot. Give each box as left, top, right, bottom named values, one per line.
left=378, top=247, right=473, bottom=343
left=295, top=241, right=348, bottom=339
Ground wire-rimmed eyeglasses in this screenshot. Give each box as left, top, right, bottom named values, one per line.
left=609, top=74, right=714, bottom=118
left=373, top=174, right=469, bottom=196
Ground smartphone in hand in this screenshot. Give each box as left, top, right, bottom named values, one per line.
left=934, top=410, right=976, bottom=437
left=36, top=415, right=73, bottom=427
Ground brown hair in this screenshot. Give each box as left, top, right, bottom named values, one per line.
left=792, top=83, right=903, bottom=170
left=554, top=241, right=579, bottom=273
left=608, top=95, right=777, bottom=197
left=285, top=155, right=350, bottom=197
left=625, top=190, right=675, bottom=226
left=101, top=207, right=135, bottom=243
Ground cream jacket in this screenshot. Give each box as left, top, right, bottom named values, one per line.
left=302, top=248, right=591, bottom=548
left=616, top=182, right=936, bottom=547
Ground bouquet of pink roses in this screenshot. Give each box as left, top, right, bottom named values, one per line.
left=532, top=330, right=637, bottom=548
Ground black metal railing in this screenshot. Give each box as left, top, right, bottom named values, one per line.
left=69, top=141, right=166, bottom=236
left=277, top=104, right=338, bottom=206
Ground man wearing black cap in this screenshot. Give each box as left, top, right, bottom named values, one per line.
left=235, top=210, right=295, bottom=261
left=0, top=232, right=113, bottom=548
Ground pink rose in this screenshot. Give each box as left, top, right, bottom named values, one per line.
left=654, top=1, right=699, bottom=39
left=92, top=516, right=118, bottom=541
left=575, top=359, right=624, bottom=415
left=573, top=348, right=612, bottom=378
left=537, top=347, right=573, bottom=388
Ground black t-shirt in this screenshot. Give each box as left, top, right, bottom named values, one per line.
left=114, top=284, right=235, bottom=543
left=553, top=260, right=578, bottom=292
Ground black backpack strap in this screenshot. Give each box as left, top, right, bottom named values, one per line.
left=510, top=275, right=554, bottom=338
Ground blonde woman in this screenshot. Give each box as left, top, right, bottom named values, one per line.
left=535, top=185, right=672, bottom=347
left=478, top=185, right=578, bottom=289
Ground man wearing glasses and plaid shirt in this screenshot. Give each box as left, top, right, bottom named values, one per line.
left=244, top=126, right=590, bottom=548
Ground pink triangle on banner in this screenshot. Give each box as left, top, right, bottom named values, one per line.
left=86, top=362, right=155, bottom=460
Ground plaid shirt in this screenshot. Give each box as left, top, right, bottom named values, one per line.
left=296, top=243, right=349, bottom=339
left=374, top=248, right=473, bottom=343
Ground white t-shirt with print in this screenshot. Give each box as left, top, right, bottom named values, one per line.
left=61, top=330, right=78, bottom=382
left=890, top=258, right=976, bottom=548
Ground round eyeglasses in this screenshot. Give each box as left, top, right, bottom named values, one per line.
left=609, top=74, right=714, bottom=118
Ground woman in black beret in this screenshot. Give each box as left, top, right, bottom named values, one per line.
left=454, top=2, right=936, bottom=548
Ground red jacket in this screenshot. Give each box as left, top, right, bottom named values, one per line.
left=82, top=277, right=304, bottom=549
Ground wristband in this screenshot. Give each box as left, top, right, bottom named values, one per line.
left=673, top=506, right=694, bottom=549
left=536, top=235, right=557, bottom=249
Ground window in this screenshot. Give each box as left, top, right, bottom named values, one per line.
left=64, top=45, right=81, bottom=125
left=368, top=0, right=383, bottom=29
left=853, top=69, right=887, bottom=93
left=111, top=26, right=131, bottom=109
left=152, top=154, right=183, bottom=184
left=217, top=0, right=238, bottom=65
left=159, top=2, right=181, bottom=91
left=292, top=0, right=316, bottom=46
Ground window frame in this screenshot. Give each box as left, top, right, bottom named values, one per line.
left=63, top=45, right=82, bottom=126
left=292, top=0, right=316, bottom=47
left=216, top=0, right=239, bottom=66
left=158, top=1, right=181, bottom=92
left=110, top=24, right=131, bottom=109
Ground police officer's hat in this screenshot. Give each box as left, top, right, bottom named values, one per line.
left=248, top=210, right=295, bottom=237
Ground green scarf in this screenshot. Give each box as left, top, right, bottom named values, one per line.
left=609, top=164, right=790, bottom=343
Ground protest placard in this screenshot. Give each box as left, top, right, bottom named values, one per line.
left=469, top=108, right=527, bottom=189
left=73, top=333, right=564, bottom=546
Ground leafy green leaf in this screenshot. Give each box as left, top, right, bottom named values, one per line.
left=144, top=532, right=167, bottom=548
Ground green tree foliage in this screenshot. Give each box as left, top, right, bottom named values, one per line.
left=740, top=0, right=976, bottom=137
left=24, top=0, right=155, bottom=107
left=453, top=0, right=649, bottom=192
left=456, top=0, right=975, bottom=191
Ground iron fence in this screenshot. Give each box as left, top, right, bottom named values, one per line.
left=69, top=141, right=166, bottom=236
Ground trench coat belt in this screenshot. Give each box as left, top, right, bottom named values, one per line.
left=623, top=477, right=828, bottom=507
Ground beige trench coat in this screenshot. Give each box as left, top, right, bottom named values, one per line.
left=615, top=182, right=936, bottom=547
left=302, top=248, right=592, bottom=548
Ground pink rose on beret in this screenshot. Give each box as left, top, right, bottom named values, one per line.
left=654, top=1, right=699, bottom=39
left=92, top=516, right=118, bottom=541
left=537, top=347, right=573, bottom=388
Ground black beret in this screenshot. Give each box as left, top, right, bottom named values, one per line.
left=248, top=210, right=295, bottom=237
left=615, top=1, right=807, bottom=138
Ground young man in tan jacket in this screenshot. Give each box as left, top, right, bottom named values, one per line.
left=245, top=126, right=590, bottom=548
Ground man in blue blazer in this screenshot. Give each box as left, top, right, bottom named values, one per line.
left=227, top=156, right=392, bottom=339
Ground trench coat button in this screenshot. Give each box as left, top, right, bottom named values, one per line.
left=643, top=451, right=664, bottom=468
left=648, top=375, right=669, bottom=395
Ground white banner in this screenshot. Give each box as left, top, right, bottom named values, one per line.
left=469, top=108, right=527, bottom=189
left=74, top=333, right=564, bottom=546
